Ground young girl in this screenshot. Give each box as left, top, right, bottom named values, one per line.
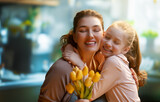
left=63, top=21, right=147, bottom=102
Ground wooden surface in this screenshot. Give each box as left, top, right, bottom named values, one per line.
left=0, top=0, right=59, bottom=6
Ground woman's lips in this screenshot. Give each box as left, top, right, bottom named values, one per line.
left=85, top=41, right=96, bottom=46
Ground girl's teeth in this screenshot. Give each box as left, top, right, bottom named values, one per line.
left=103, top=46, right=111, bottom=52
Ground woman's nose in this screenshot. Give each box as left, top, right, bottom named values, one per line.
left=88, top=30, right=94, bottom=38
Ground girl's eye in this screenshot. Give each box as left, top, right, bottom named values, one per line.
left=105, top=36, right=110, bottom=40
left=114, top=41, right=120, bottom=45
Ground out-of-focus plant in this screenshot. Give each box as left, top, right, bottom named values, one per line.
left=66, top=66, right=101, bottom=99
left=141, top=30, right=158, bottom=39
left=126, top=20, right=135, bottom=26
left=20, top=7, right=40, bottom=34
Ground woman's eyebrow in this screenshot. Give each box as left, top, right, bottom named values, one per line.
left=78, top=25, right=101, bottom=28
left=93, top=25, right=101, bottom=27
left=78, top=26, right=87, bottom=28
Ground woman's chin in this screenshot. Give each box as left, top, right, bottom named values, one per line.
left=83, top=44, right=99, bottom=52
left=84, top=47, right=99, bottom=53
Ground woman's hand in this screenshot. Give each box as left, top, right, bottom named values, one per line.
left=75, top=99, right=90, bottom=102
left=62, top=44, right=85, bottom=69
left=130, top=68, right=139, bottom=89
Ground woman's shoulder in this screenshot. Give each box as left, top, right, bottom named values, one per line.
left=48, top=57, right=73, bottom=74
left=53, top=57, right=71, bottom=66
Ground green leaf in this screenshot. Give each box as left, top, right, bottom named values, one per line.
left=141, top=30, right=158, bottom=38
left=84, top=86, right=90, bottom=99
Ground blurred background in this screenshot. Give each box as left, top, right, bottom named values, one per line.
left=0, top=0, right=160, bottom=102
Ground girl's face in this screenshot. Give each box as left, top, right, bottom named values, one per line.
left=74, top=16, right=103, bottom=54
left=100, top=26, right=129, bottom=57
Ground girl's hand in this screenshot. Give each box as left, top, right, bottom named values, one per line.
left=130, top=68, right=139, bottom=89
left=75, top=99, right=90, bottom=102
left=62, top=44, right=85, bottom=69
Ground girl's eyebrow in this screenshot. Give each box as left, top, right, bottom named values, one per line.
left=106, top=31, right=111, bottom=35
left=115, top=36, right=122, bottom=41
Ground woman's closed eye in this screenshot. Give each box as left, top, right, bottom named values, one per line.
left=79, top=28, right=88, bottom=33
left=93, top=27, right=101, bottom=32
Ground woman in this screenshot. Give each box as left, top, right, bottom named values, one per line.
left=38, top=9, right=138, bottom=102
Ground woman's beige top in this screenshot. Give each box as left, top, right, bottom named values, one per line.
left=92, top=54, right=140, bottom=102
left=38, top=58, right=73, bottom=102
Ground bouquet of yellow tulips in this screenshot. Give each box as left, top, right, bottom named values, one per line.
left=65, top=65, right=101, bottom=99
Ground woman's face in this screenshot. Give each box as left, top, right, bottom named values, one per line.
left=74, top=16, right=103, bottom=54
left=100, top=26, right=128, bottom=57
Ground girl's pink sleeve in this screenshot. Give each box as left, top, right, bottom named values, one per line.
left=92, top=56, right=121, bottom=100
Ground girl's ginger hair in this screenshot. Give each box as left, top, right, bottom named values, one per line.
left=60, top=9, right=104, bottom=48
left=111, top=21, right=147, bottom=87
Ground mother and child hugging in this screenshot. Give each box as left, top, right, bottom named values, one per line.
left=38, top=9, right=147, bottom=102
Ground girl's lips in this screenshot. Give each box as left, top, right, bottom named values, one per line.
left=102, top=46, right=112, bottom=53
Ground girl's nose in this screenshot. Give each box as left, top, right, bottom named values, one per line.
left=105, top=40, right=112, bottom=47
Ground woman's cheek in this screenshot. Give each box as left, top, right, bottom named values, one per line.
left=97, top=33, right=103, bottom=45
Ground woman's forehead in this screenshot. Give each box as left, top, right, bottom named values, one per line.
left=77, top=16, right=102, bottom=27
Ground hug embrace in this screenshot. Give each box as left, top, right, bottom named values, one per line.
left=38, top=9, right=147, bottom=102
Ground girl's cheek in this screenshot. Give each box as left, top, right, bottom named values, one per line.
left=101, top=39, right=105, bottom=46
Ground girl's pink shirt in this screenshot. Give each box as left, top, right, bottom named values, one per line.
left=92, top=54, right=140, bottom=102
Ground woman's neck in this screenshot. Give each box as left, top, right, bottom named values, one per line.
left=79, top=50, right=95, bottom=70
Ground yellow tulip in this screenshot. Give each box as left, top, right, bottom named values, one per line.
left=92, top=72, right=101, bottom=83
left=85, top=77, right=92, bottom=87
left=82, top=65, right=88, bottom=76
left=89, top=70, right=95, bottom=78
left=70, top=71, right=76, bottom=81
left=66, top=83, right=75, bottom=94
left=76, top=70, right=83, bottom=80
left=73, top=66, right=79, bottom=73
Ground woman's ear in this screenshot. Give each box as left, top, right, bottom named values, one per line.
left=73, top=33, right=77, bottom=43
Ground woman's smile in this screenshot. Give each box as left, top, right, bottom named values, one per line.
left=85, top=40, right=97, bottom=47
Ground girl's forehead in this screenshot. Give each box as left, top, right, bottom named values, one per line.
left=106, top=26, right=121, bottom=34
left=106, top=26, right=127, bottom=40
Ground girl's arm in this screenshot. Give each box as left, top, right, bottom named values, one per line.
left=130, top=68, right=139, bottom=89
left=62, top=44, right=85, bottom=69
left=91, top=56, right=121, bottom=100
